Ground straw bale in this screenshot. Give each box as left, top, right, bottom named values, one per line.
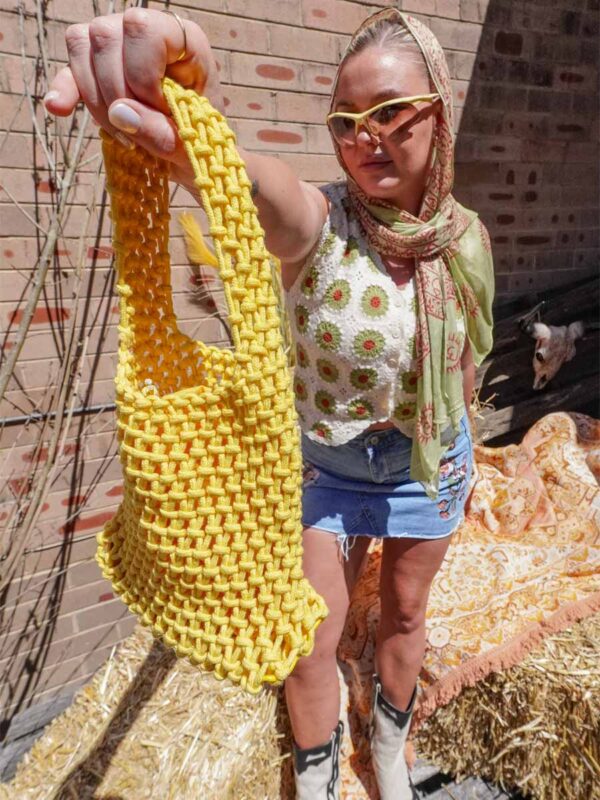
left=3, top=627, right=286, bottom=800
left=413, top=613, right=600, bottom=800
left=3, top=615, right=598, bottom=799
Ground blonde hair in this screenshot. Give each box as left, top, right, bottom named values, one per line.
left=341, top=16, right=431, bottom=91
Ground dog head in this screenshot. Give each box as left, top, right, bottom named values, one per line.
left=530, top=321, right=584, bottom=390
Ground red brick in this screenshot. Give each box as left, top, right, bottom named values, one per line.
left=220, top=85, right=276, bottom=120
left=302, top=62, right=339, bottom=95
left=566, top=141, right=599, bottom=162
left=277, top=152, right=343, bottom=183
left=185, top=8, right=269, bottom=55
left=0, top=619, right=124, bottom=675
left=269, top=20, right=339, bottom=63
left=0, top=0, right=36, bottom=12
left=449, top=49, right=477, bottom=80
left=43, top=0, right=112, bottom=23
left=1, top=613, right=75, bottom=660
left=4, top=577, right=117, bottom=622
left=19, top=533, right=99, bottom=577
left=60, top=560, right=102, bottom=592
left=21, top=675, right=89, bottom=715
left=429, top=16, right=482, bottom=52
left=59, top=509, right=115, bottom=536
left=226, top=0, right=302, bottom=25
left=257, top=129, right=304, bottom=145
left=234, top=119, right=307, bottom=152
left=75, top=597, right=133, bottom=632
left=230, top=52, right=303, bottom=91
left=61, top=494, right=87, bottom=506
left=436, top=0, right=461, bottom=19
left=301, top=0, right=370, bottom=34
left=275, top=91, right=331, bottom=124
left=459, top=0, right=488, bottom=23
left=402, top=0, right=436, bottom=15
left=306, top=125, right=335, bottom=154
left=257, top=63, right=297, bottom=82
left=87, top=244, right=113, bottom=260
left=8, top=305, right=70, bottom=326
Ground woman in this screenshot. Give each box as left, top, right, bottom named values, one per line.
left=46, top=7, right=494, bottom=798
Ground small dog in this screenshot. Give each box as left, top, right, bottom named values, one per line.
left=527, top=320, right=585, bottom=390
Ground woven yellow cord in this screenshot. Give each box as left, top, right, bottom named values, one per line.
left=96, top=78, right=328, bottom=693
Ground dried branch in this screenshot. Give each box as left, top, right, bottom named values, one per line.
left=0, top=2, right=112, bottom=585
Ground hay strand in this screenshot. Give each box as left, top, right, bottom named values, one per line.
left=2, top=616, right=598, bottom=799
left=413, top=613, right=600, bottom=800
left=3, top=627, right=285, bottom=800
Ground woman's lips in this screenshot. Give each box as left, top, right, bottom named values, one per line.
left=360, top=159, right=392, bottom=169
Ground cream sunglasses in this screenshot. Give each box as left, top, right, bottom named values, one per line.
left=327, top=93, right=441, bottom=146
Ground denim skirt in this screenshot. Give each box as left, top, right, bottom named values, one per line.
left=301, top=415, right=472, bottom=555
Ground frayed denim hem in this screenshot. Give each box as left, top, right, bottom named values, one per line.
left=304, top=523, right=459, bottom=562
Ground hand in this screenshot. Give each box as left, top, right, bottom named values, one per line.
left=44, top=8, right=224, bottom=188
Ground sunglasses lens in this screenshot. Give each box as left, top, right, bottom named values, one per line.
left=329, top=116, right=355, bottom=144
left=370, top=102, right=416, bottom=133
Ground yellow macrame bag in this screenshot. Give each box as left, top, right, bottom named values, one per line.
left=96, top=78, right=328, bottom=693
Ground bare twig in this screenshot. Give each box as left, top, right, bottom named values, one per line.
left=18, top=4, right=56, bottom=173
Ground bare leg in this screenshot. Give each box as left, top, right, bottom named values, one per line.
left=376, top=535, right=452, bottom=711
left=285, top=529, right=370, bottom=748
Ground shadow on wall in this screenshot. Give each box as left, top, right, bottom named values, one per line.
left=452, top=0, right=599, bottom=299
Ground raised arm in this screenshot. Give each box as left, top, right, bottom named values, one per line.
left=45, top=8, right=326, bottom=280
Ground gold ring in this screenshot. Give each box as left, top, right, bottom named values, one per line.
left=164, top=9, right=187, bottom=62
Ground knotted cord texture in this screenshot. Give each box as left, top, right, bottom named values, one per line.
left=96, top=78, right=328, bottom=693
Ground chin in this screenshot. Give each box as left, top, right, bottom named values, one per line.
left=359, top=174, right=403, bottom=200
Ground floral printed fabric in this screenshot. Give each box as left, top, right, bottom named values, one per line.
left=280, top=413, right=600, bottom=799
left=286, top=183, right=467, bottom=448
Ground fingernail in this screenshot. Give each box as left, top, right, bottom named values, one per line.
left=114, top=131, right=135, bottom=150
left=108, top=102, right=141, bottom=134
left=43, top=90, right=59, bottom=107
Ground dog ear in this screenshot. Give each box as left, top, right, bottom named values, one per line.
left=531, top=321, right=551, bottom=343
left=567, top=320, right=585, bottom=341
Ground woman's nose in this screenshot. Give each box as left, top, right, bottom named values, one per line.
left=356, top=125, right=378, bottom=146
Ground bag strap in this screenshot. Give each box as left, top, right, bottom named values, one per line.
left=102, top=78, right=288, bottom=397
left=163, top=79, right=287, bottom=381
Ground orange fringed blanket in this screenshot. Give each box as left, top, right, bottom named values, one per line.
left=325, top=412, right=600, bottom=798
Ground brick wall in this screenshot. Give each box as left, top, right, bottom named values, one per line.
left=1, top=0, right=598, bottom=743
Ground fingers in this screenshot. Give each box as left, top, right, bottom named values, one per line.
left=60, top=19, right=130, bottom=144
left=88, top=15, right=130, bottom=112
left=122, top=8, right=223, bottom=113
left=44, top=7, right=225, bottom=163
left=44, top=66, right=81, bottom=115
left=107, top=98, right=187, bottom=165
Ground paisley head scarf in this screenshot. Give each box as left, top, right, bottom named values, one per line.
left=329, top=7, right=495, bottom=498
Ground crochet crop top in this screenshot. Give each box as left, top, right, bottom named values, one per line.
left=285, top=182, right=466, bottom=446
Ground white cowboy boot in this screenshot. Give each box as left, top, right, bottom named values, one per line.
left=293, top=720, right=343, bottom=800
left=371, top=674, right=418, bottom=799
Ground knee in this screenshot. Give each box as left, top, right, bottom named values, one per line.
left=288, top=616, right=342, bottom=681
left=380, top=591, right=427, bottom=635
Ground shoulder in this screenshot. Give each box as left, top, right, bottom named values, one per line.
left=282, top=182, right=350, bottom=293
left=318, top=181, right=352, bottom=236
left=320, top=181, right=349, bottom=213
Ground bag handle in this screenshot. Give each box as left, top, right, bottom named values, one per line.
left=163, top=79, right=287, bottom=383
left=103, top=78, right=288, bottom=397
